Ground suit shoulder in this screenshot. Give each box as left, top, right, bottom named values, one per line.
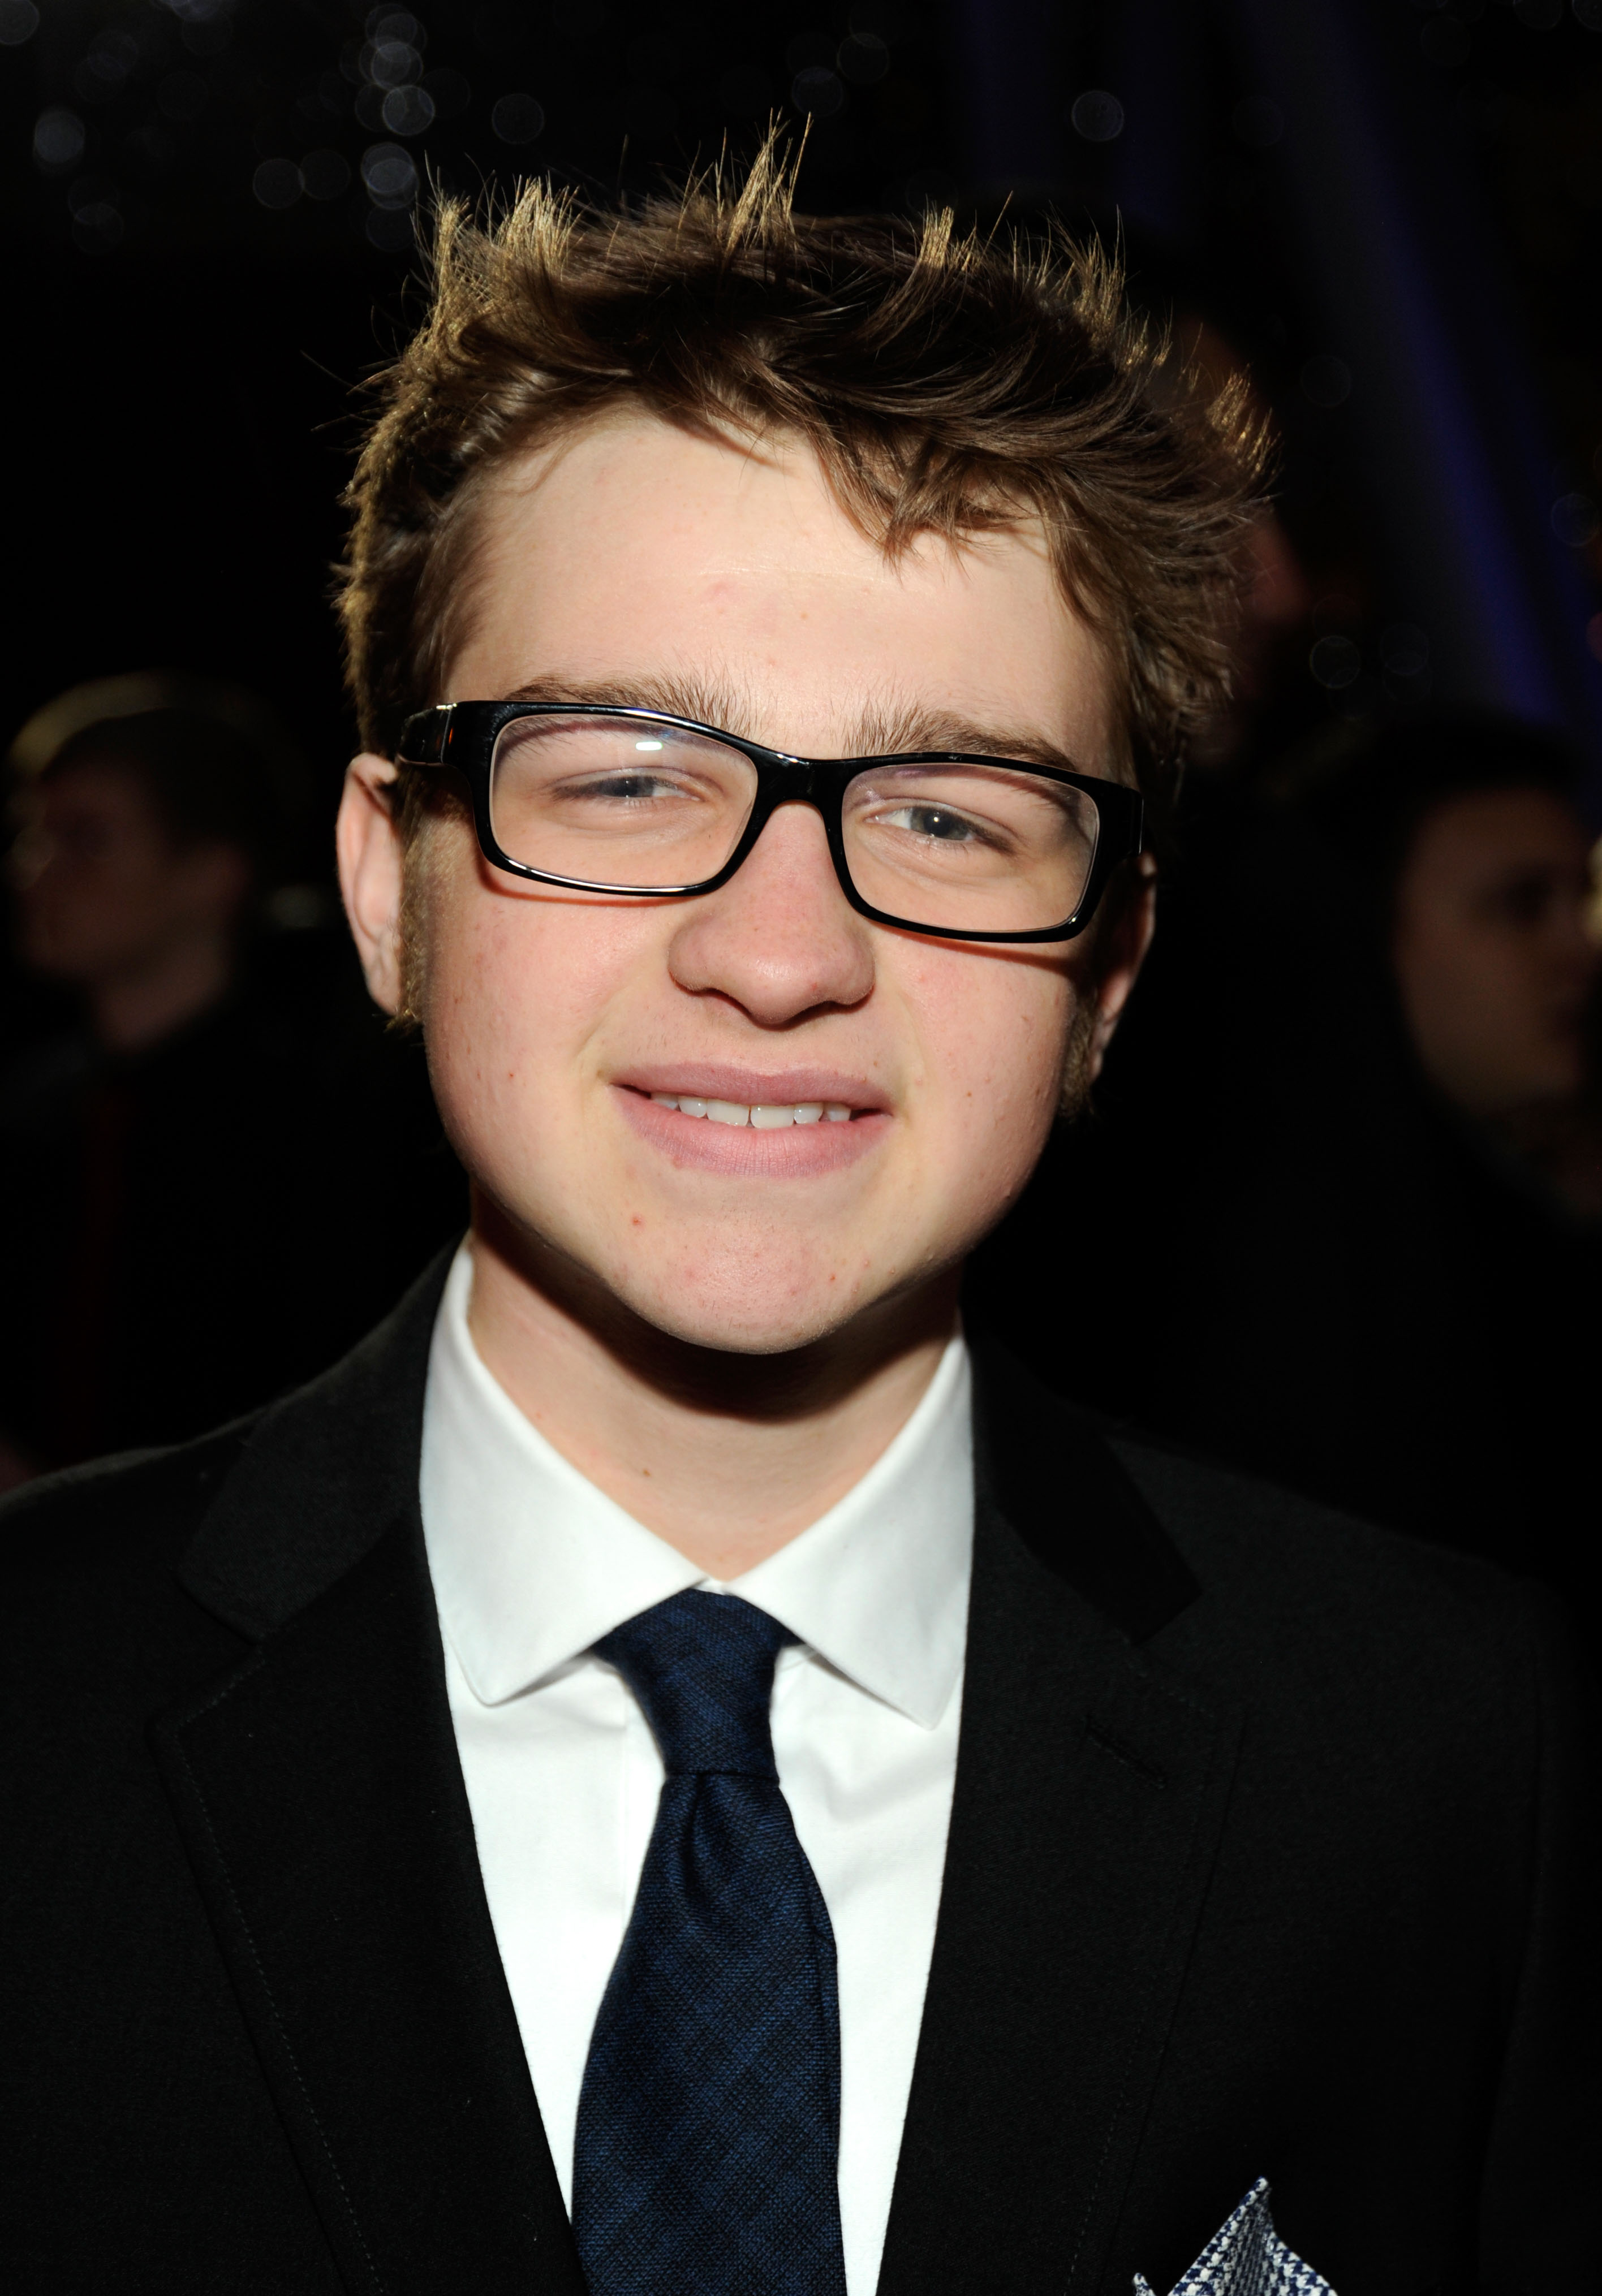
left=1108, top=1424, right=1569, bottom=1684
left=970, top=1332, right=1559, bottom=1671
left=0, top=1423, right=268, bottom=1844
left=0, top=1418, right=259, bottom=1605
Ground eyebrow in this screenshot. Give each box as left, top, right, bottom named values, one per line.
left=497, top=673, right=1093, bottom=773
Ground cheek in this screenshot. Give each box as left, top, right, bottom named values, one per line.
left=1453, top=930, right=1536, bottom=1026
left=416, top=882, right=648, bottom=1160
left=69, top=858, right=163, bottom=936
left=901, top=948, right=1074, bottom=1189
left=1399, top=920, right=1481, bottom=1018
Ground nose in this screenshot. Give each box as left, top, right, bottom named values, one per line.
left=666, top=801, right=876, bottom=1025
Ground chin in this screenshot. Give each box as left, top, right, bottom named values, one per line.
left=601, top=1233, right=892, bottom=1358
left=641, top=1303, right=860, bottom=1357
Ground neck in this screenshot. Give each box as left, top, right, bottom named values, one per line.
left=466, top=1192, right=962, bottom=1579
left=90, top=929, right=234, bottom=1055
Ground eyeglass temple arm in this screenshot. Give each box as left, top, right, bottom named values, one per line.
left=395, top=705, right=454, bottom=766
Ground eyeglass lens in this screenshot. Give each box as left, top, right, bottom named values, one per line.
left=488, top=713, right=1101, bottom=933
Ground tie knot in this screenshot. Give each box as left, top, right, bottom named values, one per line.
left=594, top=1590, right=794, bottom=1778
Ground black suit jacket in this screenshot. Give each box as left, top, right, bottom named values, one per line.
left=1, top=1255, right=1592, bottom=2294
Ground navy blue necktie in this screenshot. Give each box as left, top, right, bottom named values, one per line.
left=572, top=1590, right=849, bottom=2296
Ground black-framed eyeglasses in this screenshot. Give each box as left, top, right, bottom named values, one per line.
left=395, top=701, right=1144, bottom=944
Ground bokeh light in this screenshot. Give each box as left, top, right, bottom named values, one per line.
left=1310, top=634, right=1362, bottom=690
left=1069, top=90, right=1125, bottom=143
left=491, top=93, right=545, bottom=145
left=33, top=110, right=86, bottom=173
left=1300, top=356, right=1354, bottom=410
left=253, top=159, right=304, bottom=213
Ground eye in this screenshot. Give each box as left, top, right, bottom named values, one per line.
left=561, top=771, right=694, bottom=803
left=1484, top=871, right=1555, bottom=928
left=872, top=802, right=1000, bottom=847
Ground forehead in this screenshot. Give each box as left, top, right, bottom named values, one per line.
left=1409, top=787, right=1589, bottom=882
left=448, top=414, right=1115, bottom=767
left=38, top=756, right=152, bottom=813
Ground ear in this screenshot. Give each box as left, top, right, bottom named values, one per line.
left=1083, top=855, right=1157, bottom=1085
left=336, top=753, right=407, bottom=1016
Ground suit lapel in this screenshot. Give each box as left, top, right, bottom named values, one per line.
left=152, top=1256, right=584, bottom=2295
left=878, top=1340, right=1241, bottom=2296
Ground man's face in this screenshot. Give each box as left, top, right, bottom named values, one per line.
left=11, top=757, right=230, bottom=987
left=344, top=416, right=1143, bottom=1354
left=1392, top=786, right=1600, bottom=1117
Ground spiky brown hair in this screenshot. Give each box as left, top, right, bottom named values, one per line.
left=339, top=142, right=1268, bottom=836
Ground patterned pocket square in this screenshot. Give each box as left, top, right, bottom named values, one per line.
left=1134, top=2178, right=1335, bottom=2296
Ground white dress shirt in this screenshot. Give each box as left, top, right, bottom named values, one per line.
left=420, top=1243, right=972, bottom=2296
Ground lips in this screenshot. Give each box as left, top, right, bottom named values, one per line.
left=612, top=1064, right=890, bottom=1115
left=611, top=1067, right=890, bottom=1177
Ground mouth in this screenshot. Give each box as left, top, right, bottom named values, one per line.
left=611, top=1067, right=891, bottom=1177
left=646, top=1093, right=855, bottom=1128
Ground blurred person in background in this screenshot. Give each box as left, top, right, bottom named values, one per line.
left=1144, top=712, right=1601, bottom=1609
left=0, top=677, right=463, bottom=1486
left=1389, top=737, right=1601, bottom=1212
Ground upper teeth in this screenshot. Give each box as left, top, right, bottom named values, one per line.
left=651, top=1095, right=853, bottom=1128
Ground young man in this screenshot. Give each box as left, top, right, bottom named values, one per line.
left=1, top=159, right=1592, bottom=2294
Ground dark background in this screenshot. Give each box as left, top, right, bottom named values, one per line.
left=2, top=0, right=1601, bottom=826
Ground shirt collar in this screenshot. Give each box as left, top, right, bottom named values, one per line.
left=420, top=1243, right=972, bottom=1730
